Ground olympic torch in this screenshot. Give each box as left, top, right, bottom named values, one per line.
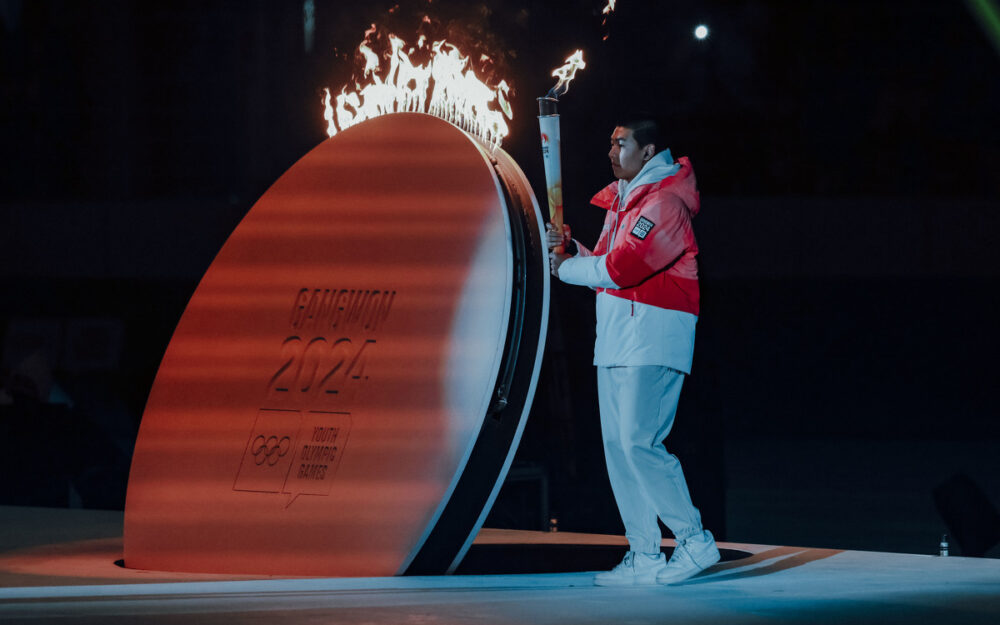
left=538, top=50, right=586, bottom=254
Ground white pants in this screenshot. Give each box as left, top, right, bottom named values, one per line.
left=598, top=365, right=704, bottom=554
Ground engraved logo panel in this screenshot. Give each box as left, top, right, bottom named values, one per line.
left=233, top=286, right=390, bottom=505
left=233, top=409, right=300, bottom=493
left=283, top=411, right=352, bottom=504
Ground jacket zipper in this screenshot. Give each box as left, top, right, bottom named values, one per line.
left=611, top=208, right=619, bottom=246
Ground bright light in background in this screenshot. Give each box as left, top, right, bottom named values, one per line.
left=303, top=0, right=315, bottom=53
left=965, top=0, right=1000, bottom=58
left=694, top=24, right=709, bottom=40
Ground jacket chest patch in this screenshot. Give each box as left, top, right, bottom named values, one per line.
left=630, top=216, right=655, bottom=240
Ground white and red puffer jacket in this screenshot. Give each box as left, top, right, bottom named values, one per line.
left=557, top=150, right=701, bottom=372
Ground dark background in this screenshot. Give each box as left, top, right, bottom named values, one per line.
left=2, top=1, right=998, bottom=557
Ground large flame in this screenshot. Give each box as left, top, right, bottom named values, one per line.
left=322, top=25, right=512, bottom=148
left=547, top=50, right=586, bottom=98
left=602, top=1, right=616, bottom=15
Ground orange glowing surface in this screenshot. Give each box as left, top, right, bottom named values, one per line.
left=124, top=114, right=522, bottom=576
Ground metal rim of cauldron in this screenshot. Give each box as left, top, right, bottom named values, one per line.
left=402, top=138, right=549, bottom=575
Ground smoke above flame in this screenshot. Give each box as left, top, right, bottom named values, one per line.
left=547, top=50, right=586, bottom=99
left=322, top=23, right=513, bottom=148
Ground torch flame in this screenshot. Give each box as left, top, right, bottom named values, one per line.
left=322, top=25, right=513, bottom=148
left=547, top=50, right=586, bottom=99
left=601, top=0, right=617, bottom=38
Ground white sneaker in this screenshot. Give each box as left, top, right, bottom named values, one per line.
left=656, top=530, right=721, bottom=585
left=594, top=551, right=666, bottom=586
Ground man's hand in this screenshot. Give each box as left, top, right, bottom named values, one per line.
left=549, top=250, right=571, bottom=278
left=545, top=222, right=572, bottom=252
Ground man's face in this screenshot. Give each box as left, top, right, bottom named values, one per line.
left=608, top=126, right=652, bottom=182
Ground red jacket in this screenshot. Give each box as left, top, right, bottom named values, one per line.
left=590, top=156, right=701, bottom=316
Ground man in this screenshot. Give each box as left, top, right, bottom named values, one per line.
left=547, top=117, right=719, bottom=586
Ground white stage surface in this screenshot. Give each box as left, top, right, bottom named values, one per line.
left=1, top=505, right=998, bottom=624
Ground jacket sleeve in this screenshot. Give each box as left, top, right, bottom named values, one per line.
left=604, top=193, right=691, bottom=288
left=556, top=255, right=617, bottom=288
left=557, top=211, right=611, bottom=287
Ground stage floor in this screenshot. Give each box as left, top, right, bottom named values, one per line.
left=1, top=505, right=998, bottom=624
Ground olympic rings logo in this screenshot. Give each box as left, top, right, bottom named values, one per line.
left=251, top=435, right=292, bottom=466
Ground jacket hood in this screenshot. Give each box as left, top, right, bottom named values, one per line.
left=591, top=153, right=700, bottom=218
left=619, top=149, right=679, bottom=204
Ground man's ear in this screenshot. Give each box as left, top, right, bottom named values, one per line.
left=643, top=145, right=655, bottom=161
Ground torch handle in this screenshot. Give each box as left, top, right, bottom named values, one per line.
left=548, top=185, right=565, bottom=255
left=537, top=111, right=565, bottom=254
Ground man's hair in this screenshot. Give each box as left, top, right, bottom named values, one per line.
left=618, top=115, right=665, bottom=154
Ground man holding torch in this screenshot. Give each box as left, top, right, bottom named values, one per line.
left=546, top=117, right=719, bottom=586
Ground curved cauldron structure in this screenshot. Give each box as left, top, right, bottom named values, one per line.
left=124, top=113, right=549, bottom=576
